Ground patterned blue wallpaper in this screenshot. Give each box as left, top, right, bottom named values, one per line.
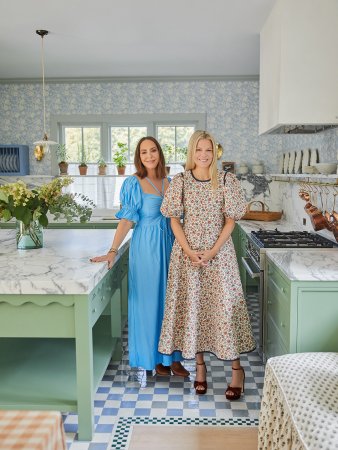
left=0, top=80, right=337, bottom=175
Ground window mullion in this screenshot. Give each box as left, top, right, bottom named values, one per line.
left=101, top=123, right=109, bottom=161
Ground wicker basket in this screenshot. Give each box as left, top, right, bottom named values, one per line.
left=242, top=201, right=283, bottom=221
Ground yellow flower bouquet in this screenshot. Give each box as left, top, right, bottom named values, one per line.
left=0, top=177, right=95, bottom=248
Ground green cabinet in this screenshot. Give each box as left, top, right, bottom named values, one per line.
left=264, top=256, right=338, bottom=360
left=0, top=248, right=129, bottom=441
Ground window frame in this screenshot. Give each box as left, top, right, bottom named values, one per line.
left=50, top=113, right=206, bottom=174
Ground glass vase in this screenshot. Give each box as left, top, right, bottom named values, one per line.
left=16, top=220, right=43, bottom=249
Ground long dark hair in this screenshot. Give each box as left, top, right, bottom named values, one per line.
left=134, top=136, right=167, bottom=179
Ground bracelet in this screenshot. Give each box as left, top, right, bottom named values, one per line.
left=108, top=247, right=118, bottom=255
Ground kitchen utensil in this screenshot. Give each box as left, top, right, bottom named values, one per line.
left=294, top=150, right=302, bottom=174
left=252, top=161, right=264, bottom=174
left=333, top=226, right=338, bottom=243
left=303, top=165, right=317, bottom=174
left=310, top=148, right=319, bottom=166
left=278, top=154, right=284, bottom=174
left=288, top=151, right=296, bottom=174
left=299, top=190, right=310, bottom=201
left=283, top=153, right=290, bottom=174
left=312, top=163, right=337, bottom=175
left=301, top=148, right=310, bottom=174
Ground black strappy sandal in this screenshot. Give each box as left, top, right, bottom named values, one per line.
left=194, top=362, right=207, bottom=395
left=225, top=366, right=245, bottom=401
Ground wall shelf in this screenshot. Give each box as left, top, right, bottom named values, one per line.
left=271, top=174, right=338, bottom=186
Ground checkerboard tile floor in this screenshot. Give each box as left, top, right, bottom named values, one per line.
left=64, top=289, right=264, bottom=449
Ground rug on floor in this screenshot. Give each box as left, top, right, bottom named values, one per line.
left=111, top=417, right=259, bottom=450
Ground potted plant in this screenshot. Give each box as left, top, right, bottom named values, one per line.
left=0, top=177, right=95, bottom=249
left=78, top=145, right=88, bottom=175
left=112, top=142, right=128, bottom=175
left=97, top=157, right=107, bottom=175
left=56, top=144, right=69, bottom=176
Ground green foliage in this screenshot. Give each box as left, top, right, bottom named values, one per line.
left=56, top=144, right=69, bottom=163
left=0, top=178, right=95, bottom=226
left=97, top=157, right=107, bottom=167
left=162, top=144, right=187, bottom=163
left=162, top=144, right=175, bottom=163
left=176, top=146, right=188, bottom=163
left=78, top=144, right=88, bottom=166
left=112, top=142, right=128, bottom=168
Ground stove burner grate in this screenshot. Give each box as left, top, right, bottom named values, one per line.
left=251, top=229, right=337, bottom=248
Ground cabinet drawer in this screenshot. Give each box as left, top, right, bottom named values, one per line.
left=267, top=280, right=290, bottom=348
left=90, top=287, right=109, bottom=326
left=265, top=315, right=288, bottom=360
left=267, top=261, right=290, bottom=300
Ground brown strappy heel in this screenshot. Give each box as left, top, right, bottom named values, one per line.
left=225, top=366, right=245, bottom=401
left=194, top=362, right=207, bottom=395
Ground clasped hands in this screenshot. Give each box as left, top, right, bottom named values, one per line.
left=187, top=249, right=216, bottom=267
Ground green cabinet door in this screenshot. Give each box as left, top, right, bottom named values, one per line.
left=264, top=256, right=338, bottom=360
left=297, top=287, right=338, bottom=352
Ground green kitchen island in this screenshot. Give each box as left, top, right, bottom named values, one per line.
left=0, top=228, right=131, bottom=440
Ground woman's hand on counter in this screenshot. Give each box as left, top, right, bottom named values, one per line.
left=90, top=252, right=116, bottom=269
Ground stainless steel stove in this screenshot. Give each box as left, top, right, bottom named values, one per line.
left=249, top=229, right=337, bottom=269
left=242, top=228, right=338, bottom=358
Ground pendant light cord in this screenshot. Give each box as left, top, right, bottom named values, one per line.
left=40, top=34, right=47, bottom=137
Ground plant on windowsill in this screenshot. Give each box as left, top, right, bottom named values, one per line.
left=78, top=145, right=88, bottom=175
left=56, top=144, right=69, bottom=176
left=97, top=157, right=107, bottom=176
left=112, top=142, right=128, bottom=175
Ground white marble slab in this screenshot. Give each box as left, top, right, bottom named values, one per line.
left=237, top=219, right=303, bottom=235
left=0, top=229, right=131, bottom=295
left=266, top=249, right=338, bottom=281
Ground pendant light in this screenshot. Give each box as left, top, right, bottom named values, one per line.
left=33, top=29, right=58, bottom=161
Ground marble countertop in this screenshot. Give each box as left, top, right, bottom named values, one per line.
left=0, top=229, right=131, bottom=295
left=237, top=219, right=303, bottom=234
left=266, top=249, right=338, bottom=281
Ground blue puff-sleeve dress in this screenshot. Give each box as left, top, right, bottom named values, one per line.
left=115, top=176, right=182, bottom=370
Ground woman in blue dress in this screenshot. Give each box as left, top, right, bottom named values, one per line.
left=91, top=137, right=189, bottom=376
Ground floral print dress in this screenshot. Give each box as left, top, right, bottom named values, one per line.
left=158, top=170, right=256, bottom=361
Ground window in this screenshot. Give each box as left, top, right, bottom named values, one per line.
left=64, top=126, right=101, bottom=163
left=110, top=126, right=147, bottom=161
left=53, top=114, right=205, bottom=161
left=157, top=125, right=195, bottom=162
left=51, top=113, right=205, bottom=208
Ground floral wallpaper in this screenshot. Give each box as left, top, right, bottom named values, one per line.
left=0, top=79, right=337, bottom=176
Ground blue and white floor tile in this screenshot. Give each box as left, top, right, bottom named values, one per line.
left=63, top=290, right=264, bottom=449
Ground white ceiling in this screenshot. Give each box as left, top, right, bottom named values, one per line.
left=0, top=0, right=276, bottom=79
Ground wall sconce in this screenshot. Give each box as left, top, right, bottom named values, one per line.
left=33, top=30, right=58, bottom=161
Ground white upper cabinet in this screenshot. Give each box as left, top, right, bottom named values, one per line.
left=259, top=0, right=338, bottom=135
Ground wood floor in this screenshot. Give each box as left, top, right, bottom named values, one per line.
left=128, top=425, right=258, bottom=450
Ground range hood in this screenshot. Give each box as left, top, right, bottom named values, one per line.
left=259, top=0, right=338, bottom=135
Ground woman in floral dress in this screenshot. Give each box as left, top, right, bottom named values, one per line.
left=158, top=130, right=255, bottom=400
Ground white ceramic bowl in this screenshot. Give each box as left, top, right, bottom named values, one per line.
left=303, top=165, right=316, bottom=174
left=313, top=163, right=337, bottom=175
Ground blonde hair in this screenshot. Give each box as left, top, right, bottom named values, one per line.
left=185, top=130, right=218, bottom=190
